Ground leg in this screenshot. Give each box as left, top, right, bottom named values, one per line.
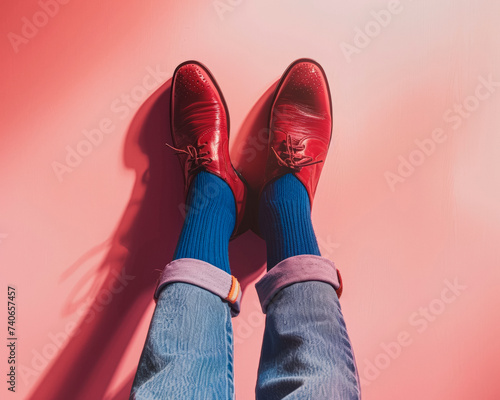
left=130, top=172, right=241, bottom=399
left=129, top=61, right=247, bottom=399
left=256, top=174, right=361, bottom=399
left=257, top=277, right=360, bottom=399
left=130, top=282, right=234, bottom=400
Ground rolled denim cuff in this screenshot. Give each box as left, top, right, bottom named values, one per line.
left=255, top=255, right=343, bottom=314
left=154, top=258, right=242, bottom=317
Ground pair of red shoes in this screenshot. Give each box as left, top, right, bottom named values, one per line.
left=168, top=59, right=332, bottom=239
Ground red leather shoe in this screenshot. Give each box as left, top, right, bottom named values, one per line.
left=262, top=58, right=333, bottom=207
left=168, top=61, right=247, bottom=238
left=259, top=59, right=342, bottom=298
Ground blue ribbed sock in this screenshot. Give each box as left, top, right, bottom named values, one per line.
left=173, top=171, right=235, bottom=274
left=259, top=174, right=321, bottom=270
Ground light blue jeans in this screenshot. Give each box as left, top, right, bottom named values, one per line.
left=130, top=256, right=361, bottom=399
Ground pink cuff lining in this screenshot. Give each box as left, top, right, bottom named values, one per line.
left=255, top=255, right=342, bottom=314
left=154, top=258, right=242, bottom=317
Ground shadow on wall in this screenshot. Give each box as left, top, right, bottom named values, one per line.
left=27, top=75, right=277, bottom=399
left=231, top=82, right=278, bottom=242
left=227, top=83, right=279, bottom=289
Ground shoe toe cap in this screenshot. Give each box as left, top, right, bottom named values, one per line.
left=278, top=61, right=331, bottom=114
left=174, top=63, right=213, bottom=96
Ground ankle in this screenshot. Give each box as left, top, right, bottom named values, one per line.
left=173, top=171, right=235, bottom=274
left=259, top=174, right=321, bottom=270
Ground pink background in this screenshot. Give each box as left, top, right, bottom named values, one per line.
left=2, top=0, right=500, bottom=399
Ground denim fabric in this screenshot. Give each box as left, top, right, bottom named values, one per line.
left=256, top=281, right=361, bottom=400
left=154, top=258, right=242, bottom=317
left=255, top=254, right=341, bottom=313
left=131, top=267, right=360, bottom=399
left=130, top=283, right=234, bottom=400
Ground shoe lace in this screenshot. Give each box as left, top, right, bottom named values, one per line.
left=271, top=133, right=323, bottom=172
left=165, top=141, right=212, bottom=174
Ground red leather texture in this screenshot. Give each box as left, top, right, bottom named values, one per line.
left=264, top=59, right=333, bottom=207
left=169, top=61, right=247, bottom=237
